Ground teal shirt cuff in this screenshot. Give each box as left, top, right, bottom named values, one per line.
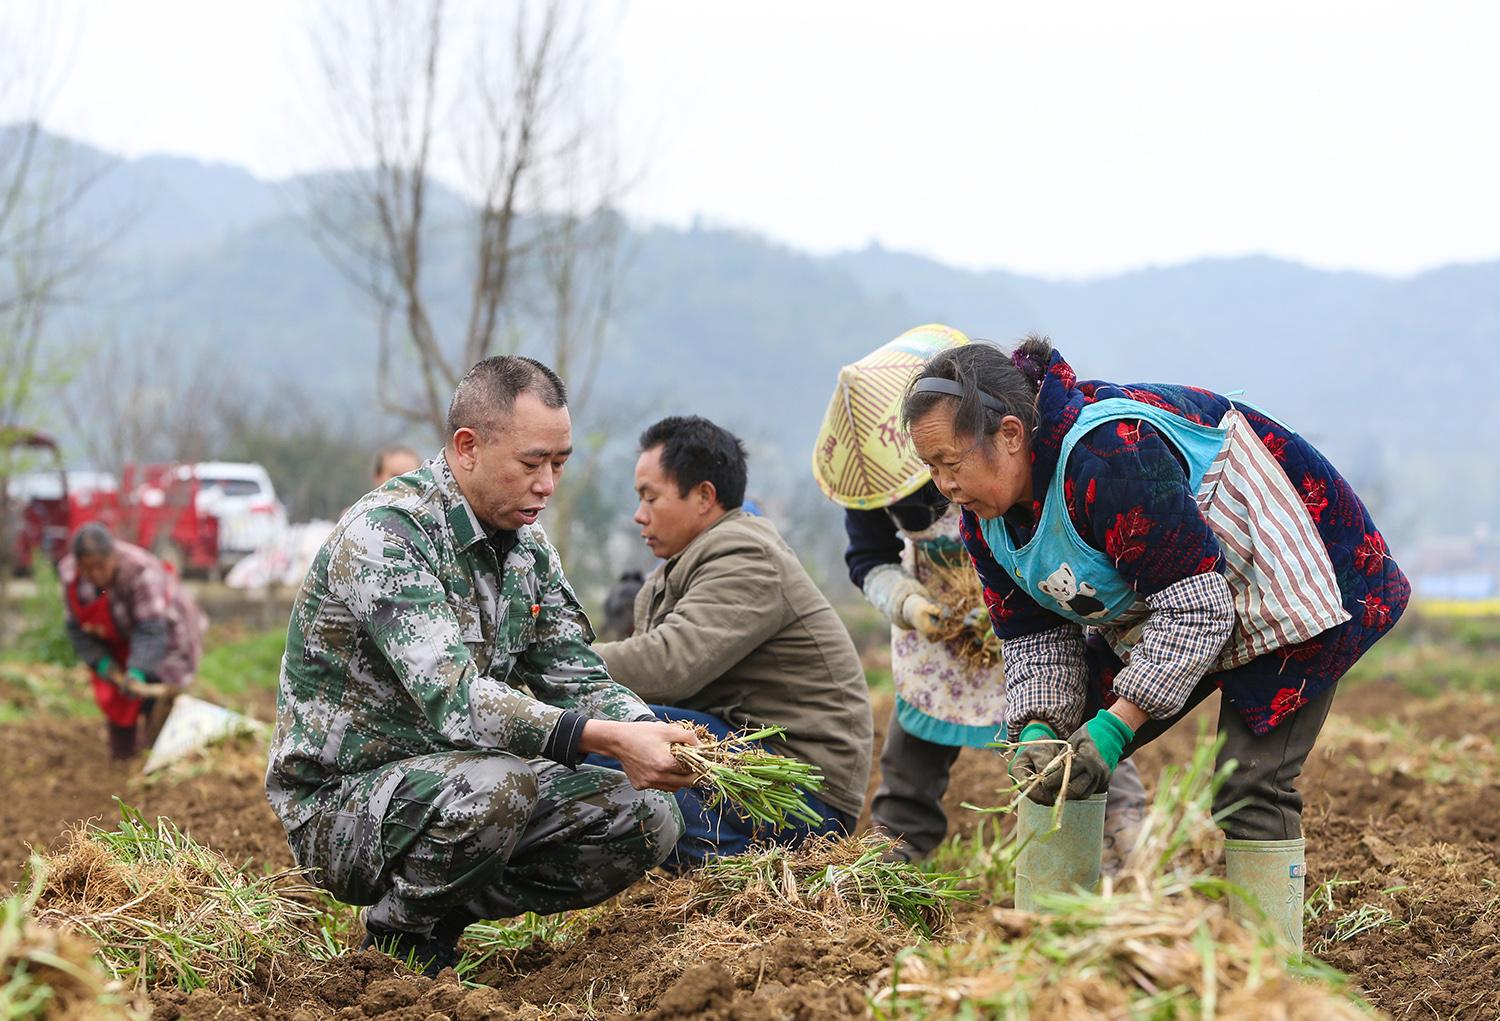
left=1018, top=720, right=1058, bottom=745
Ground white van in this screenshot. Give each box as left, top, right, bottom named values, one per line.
left=176, top=462, right=289, bottom=564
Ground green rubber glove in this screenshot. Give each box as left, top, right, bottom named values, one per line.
left=126, top=667, right=150, bottom=685
left=94, top=656, right=115, bottom=677
left=1027, top=710, right=1135, bottom=806
left=1009, top=720, right=1060, bottom=783
left=1083, top=710, right=1134, bottom=771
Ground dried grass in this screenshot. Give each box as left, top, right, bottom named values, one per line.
left=31, top=805, right=331, bottom=995
left=1, top=859, right=138, bottom=1020
left=666, top=834, right=972, bottom=938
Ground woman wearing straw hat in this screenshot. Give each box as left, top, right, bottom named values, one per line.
left=813, top=325, right=1146, bottom=867
left=899, top=334, right=1409, bottom=952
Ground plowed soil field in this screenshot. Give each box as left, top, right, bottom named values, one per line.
left=4, top=680, right=1497, bottom=1019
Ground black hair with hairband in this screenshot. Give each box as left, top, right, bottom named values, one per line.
left=909, top=377, right=1010, bottom=416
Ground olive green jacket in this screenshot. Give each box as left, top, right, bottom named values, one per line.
left=595, top=510, right=873, bottom=817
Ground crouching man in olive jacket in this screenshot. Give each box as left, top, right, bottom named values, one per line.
left=593, top=416, right=874, bottom=869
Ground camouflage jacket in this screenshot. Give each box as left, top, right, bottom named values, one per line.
left=266, top=454, right=652, bottom=833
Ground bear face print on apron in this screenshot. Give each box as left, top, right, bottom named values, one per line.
left=979, top=398, right=1350, bottom=670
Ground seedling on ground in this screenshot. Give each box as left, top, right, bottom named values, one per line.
left=1, top=860, right=133, bottom=1019
left=687, top=835, right=973, bottom=937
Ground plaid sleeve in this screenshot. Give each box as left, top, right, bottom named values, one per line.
left=1001, top=625, right=1089, bottom=741
left=1110, top=571, right=1235, bottom=720
left=126, top=561, right=173, bottom=619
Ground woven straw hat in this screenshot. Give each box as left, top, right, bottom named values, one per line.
left=812, top=323, right=971, bottom=509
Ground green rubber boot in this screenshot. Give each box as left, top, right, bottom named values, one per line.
left=1224, top=837, right=1306, bottom=957
left=1015, top=793, right=1107, bottom=912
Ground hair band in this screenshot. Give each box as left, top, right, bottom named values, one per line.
left=910, top=377, right=1010, bottom=415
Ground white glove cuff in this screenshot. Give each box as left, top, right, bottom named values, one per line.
left=863, top=563, right=926, bottom=629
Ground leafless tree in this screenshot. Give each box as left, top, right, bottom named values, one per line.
left=67, top=331, right=230, bottom=474
left=0, top=7, right=112, bottom=598
left=304, top=0, right=628, bottom=440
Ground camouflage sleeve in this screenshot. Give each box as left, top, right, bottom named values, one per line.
left=333, top=508, right=569, bottom=757
left=517, top=531, right=654, bottom=724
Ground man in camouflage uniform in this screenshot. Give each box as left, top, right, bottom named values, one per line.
left=266, top=356, right=694, bottom=975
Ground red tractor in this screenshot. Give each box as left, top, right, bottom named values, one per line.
left=117, top=463, right=221, bottom=576
left=3, top=431, right=219, bottom=576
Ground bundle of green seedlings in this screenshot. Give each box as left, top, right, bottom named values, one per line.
left=925, top=562, right=1003, bottom=671
left=1, top=861, right=137, bottom=1020
left=871, top=736, right=1378, bottom=1020
left=31, top=804, right=332, bottom=996
left=681, top=834, right=972, bottom=938
left=671, top=723, right=825, bottom=829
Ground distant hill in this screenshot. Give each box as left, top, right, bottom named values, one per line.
left=20, top=129, right=1500, bottom=577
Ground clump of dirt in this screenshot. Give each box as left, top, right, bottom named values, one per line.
left=148, top=950, right=518, bottom=1021
left=1309, top=839, right=1500, bottom=1019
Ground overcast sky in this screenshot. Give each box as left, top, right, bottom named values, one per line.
left=10, top=0, right=1499, bottom=278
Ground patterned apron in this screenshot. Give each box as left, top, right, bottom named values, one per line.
left=892, top=505, right=1008, bottom=747
left=979, top=398, right=1350, bottom=669
left=65, top=581, right=141, bottom=727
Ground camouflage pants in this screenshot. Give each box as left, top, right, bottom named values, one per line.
left=288, top=752, right=683, bottom=934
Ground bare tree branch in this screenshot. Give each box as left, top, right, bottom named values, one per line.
left=301, top=0, right=629, bottom=445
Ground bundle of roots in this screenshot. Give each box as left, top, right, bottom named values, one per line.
left=670, top=724, right=826, bottom=830
left=925, top=562, right=1003, bottom=671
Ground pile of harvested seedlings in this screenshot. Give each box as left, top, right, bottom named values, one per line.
left=679, top=834, right=971, bottom=936
left=1, top=863, right=135, bottom=1020
left=31, top=805, right=330, bottom=997
left=464, top=835, right=969, bottom=1017
left=873, top=740, right=1378, bottom=1020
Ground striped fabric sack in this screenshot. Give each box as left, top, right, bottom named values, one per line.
left=1194, top=409, right=1350, bottom=670
left=1098, top=408, right=1349, bottom=670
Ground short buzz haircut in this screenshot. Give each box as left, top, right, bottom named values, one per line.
left=446, top=356, right=568, bottom=438
left=372, top=444, right=420, bottom=479
left=72, top=522, right=115, bottom=559
left=639, top=415, right=748, bottom=510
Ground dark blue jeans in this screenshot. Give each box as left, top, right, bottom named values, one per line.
left=583, top=705, right=854, bottom=872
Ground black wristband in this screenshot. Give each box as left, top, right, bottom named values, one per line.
left=540, top=710, right=589, bottom=769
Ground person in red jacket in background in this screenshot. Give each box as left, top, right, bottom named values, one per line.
left=60, top=523, right=208, bottom=761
